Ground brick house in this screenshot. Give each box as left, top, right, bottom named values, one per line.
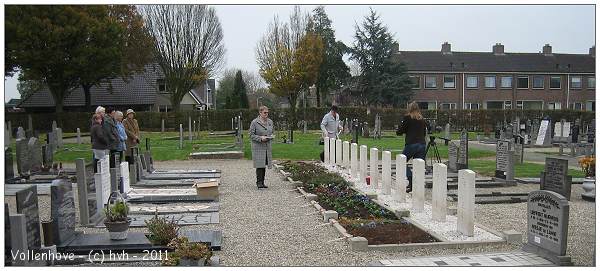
left=393, top=42, right=595, bottom=111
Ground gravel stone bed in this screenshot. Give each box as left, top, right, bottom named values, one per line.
left=4, top=159, right=595, bottom=266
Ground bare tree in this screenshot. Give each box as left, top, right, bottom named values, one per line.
left=140, top=5, right=225, bottom=111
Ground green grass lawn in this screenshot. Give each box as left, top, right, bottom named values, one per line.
left=469, top=160, right=585, bottom=178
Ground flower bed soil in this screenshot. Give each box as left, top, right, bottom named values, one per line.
left=341, top=220, right=440, bottom=245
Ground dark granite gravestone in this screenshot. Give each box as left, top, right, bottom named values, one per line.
left=447, top=142, right=459, bottom=173
left=15, top=138, right=30, bottom=176
left=5, top=147, right=15, bottom=179
left=5, top=203, right=12, bottom=266
left=540, top=158, right=572, bottom=200
left=493, top=140, right=516, bottom=185
left=50, top=179, right=78, bottom=245
left=43, top=144, right=54, bottom=168
left=47, top=132, right=57, bottom=154
left=523, top=190, right=572, bottom=265
left=458, top=129, right=469, bottom=170
left=28, top=137, right=42, bottom=173
left=15, top=186, right=41, bottom=250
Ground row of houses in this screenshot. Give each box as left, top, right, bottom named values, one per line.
left=15, top=43, right=596, bottom=112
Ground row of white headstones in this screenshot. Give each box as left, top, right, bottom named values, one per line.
left=323, top=137, right=475, bottom=236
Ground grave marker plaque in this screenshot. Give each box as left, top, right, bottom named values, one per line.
left=447, top=142, right=459, bottom=172
left=524, top=190, right=571, bottom=265
left=28, top=137, right=42, bottom=173
left=15, top=186, right=41, bottom=250
left=15, top=138, right=30, bottom=176
left=494, top=140, right=515, bottom=183
left=536, top=120, right=551, bottom=146
left=16, top=127, right=25, bottom=139
left=458, top=129, right=469, bottom=169
left=540, top=158, right=572, bottom=200
left=51, top=179, right=78, bottom=245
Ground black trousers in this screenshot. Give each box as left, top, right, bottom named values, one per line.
left=256, top=155, right=269, bottom=185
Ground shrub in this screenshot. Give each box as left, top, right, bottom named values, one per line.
left=145, top=212, right=180, bottom=245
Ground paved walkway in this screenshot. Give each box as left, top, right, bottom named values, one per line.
left=371, top=251, right=554, bottom=266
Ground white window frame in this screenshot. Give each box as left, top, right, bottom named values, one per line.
left=547, top=102, right=561, bottom=110
left=157, top=79, right=168, bottom=93
left=504, top=101, right=512, bottom=109
left=484, top=76, right=496, bottom=88
left=464, top=103, right=480, bottom=109
left=516, top=101, right=524, bottom=109
left=586, top=100, right=594, bottom=111
left=517, top=76, right=529, bottom=89
left=570, top=76, right=582, bottom=89
left=550, top=76, right=562, bottom=89
left=500, top=76, right=513, bottom=89
left=466, top=75, right=478, bottom=88
left=425, top=75, right=437, bottom=89
left=572, top=102, right=583, bottom=110
left=532, top=75, right=544, bottom=89
left=410, top=75, right=421, bottom=89
left=443, top=75, right=456, bottom=89
left=440, top=103, right=457, bottom=110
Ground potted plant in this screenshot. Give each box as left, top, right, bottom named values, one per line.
left=104, top=192, right=131, bottom=240
left=578, top=156, right=596, bottom=201
left=165, top=237, right=212, bottom=266
left=145, top=211, right=179, bottom=245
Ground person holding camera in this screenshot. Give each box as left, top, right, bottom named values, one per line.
left=123, top=109, right=140, bottom=165
left=396, top=102, right=427, bottom=193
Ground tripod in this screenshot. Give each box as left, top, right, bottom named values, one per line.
left=424, top=135, right=442, bottom=169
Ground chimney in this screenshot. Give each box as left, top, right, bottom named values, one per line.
left=590, top=46, right=595, bottom=57
left=493, top=43, right=504, bottom=55
left=441, top=42, right=452, bottom=55
left=391, top=42, right=399, bottom=54
left=543, top=44, right=552, bottom=55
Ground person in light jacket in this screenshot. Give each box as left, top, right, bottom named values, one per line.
left=115, top=111, right=128, bottom=165
left=320, top=105, right=342, bottom=139
left=249, top=106, right=274, bottom=189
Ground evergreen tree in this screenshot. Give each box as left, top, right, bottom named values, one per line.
left=349, top=8, right=413, bottom=107
left=309, top=6, right=351, bottom=107
left=233, top=70, right=250, bottom=109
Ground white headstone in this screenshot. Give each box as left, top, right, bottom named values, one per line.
left=329, top=138, right=336, bottom=166
left=412, top=158, right=426, bottom=212
left=381, top=151, right=392, bottom=195
left=562, top=122, right=571, bottom=138
left=120, top=162, right=130, bottom=194
left=188, top=116, right=192, bottom=141
left=369, top=148, right=379, bottom=189
left=324, top=137, right=330, bottom=164
left=343, top=141, right=350, bottom=168
left=536, top=120, right=550, bottom=145
left=457, top=169, right=476, bottom=236
left=359, top=145, right=367, bottom=184
left=179, top=124, right=183, bottom=149
left=394, top=154, right=407, bottom=203
left=335, top=139, right=342, bottom=166
left=94, top=156, right=110, bottom=212
left=76, top=128, right=82, bottom=144
left=350, top=143, right=358, bottom=179
left=432, top=163, right=448, bottom=222
left=161, top=119, right=165, bottom=133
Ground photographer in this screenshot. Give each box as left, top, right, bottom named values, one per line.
left=396, top=102, right=427, bottom=193
left=123, top=109, right=140, bottom=165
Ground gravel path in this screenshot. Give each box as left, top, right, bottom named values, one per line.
left=4, top=159, right=594, bottom=266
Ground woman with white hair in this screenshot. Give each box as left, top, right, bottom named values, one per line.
left=115, top=111, right=128, bottom=165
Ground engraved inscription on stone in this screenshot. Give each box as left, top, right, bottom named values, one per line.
left=496, top=140, right=510, bottom=172
left=527, top=190, right=569, bottom=256
left=51, top=179, right=77, bottom=245
left=448, top=142, right=458, bottom=171
left=541, top=158, right=572, bottom=200
left=16, top=186, right=41, bottom=249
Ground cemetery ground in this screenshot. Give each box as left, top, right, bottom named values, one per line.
left=4, top=129, right=593, bottom=266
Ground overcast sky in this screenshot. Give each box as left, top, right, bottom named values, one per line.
left=3, top=4, right=595, bottom=102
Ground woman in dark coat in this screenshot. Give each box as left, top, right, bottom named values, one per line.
left=91, top=113, right=108, bottom=173
left=396, top=102, right=427, bottom=193
left=249, top=106, right=274, bottom=189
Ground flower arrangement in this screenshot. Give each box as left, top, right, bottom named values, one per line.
left=162, top=237, right=212, bottom=266
left=578, top=155, right=595, bottom=178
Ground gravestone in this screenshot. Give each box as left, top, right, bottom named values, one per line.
left=458, top=129, right=469, bottom=169
left=43, top=144, right=54, bottom=168
left=457, top=169, right=476, bottom=236
left=16, top=127, right=25, bottom=139
left=5, top=125, right=10, bottom=147
left=50, top=179, right=78, bottom=245
left=540, top=158, right=572, bottom=200
left=432, top=163, right=448, bottom=222
left=536, top=119, right=552, bottom=146
left=514, top=139, right=524, bottom=164
left=343, top=118, right=350, bottom=134
left=381, top=151, right=392, bottom=195
left=15, top=138, right=30, bottom=176
left=76, top=158, right=102, bottom=226
left=161, top=119, right=165, bottom=133
left=343, top=141, right=350, bottom=168
left=444, top=123, right=451, bottom=140
left=412, top=159, right=426, bottom=212
left=523, top=190, right=572, bottom=265
left=351, top=119, right=359, bottom=144
left=27, top=115, right=33, bottom=132
left=505, top=124, right=514, bottom=139
left=359, top=145, right=367, bottom=184
left=394, top=154, right=407, bottom=203
left=110, top=168, right=119, bottom=192
left=369, top=148, right=379, bottom=189
left=447, top=142, right=459, bottom=172
left=28, top=137, right=42, bottom=173
left=493, top=140, right=516, bottom=184
left=5, top=204, right=11, bottom=265
left=76, top=128, right=82, bottom=144
left=562, top=121, right=571, bottom=139
left=179, top=124, right=183, bottom=149
left=56, top=127, right=63, bottom=148
left=350, top=143, right=358, bottom=179
left=94, top=156, right=111, bottom=213
left=5, top=147, right=15, bottom=179
left=336, top=139, right=342, bottom=167
left=120, top=162, right=131, bottom=194
left=15, top=186, right=41, bottom=250
left=47, top=132, right=57, bottom=154
left=52, top=120, right=57, bottom=131
left=324, top=137, right=330, bottom=164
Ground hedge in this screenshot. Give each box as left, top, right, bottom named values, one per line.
left=4, top=108, right=594, bottom=134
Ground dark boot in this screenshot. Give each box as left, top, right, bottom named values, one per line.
left=257, top=168, right=268, bottom=188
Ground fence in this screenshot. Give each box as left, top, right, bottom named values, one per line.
left=5, top=108, right=594, bottom=134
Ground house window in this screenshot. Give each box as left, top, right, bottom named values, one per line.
left=504, top=101, right=512, bottom=109
left=486, top=101, right=503, bottom=109
left=550, top=76, right=561, bottom=89
left=517, top=76, right=529, bottom=89
left=484, top=76, right=496, bottom=88
left=501, top=76, right=513, bottom=88
left=588, top=77, right=595, bottom=89
left=533, top=75, right=544, bottom=89
left=572, top=102, right=583, bottom=110
left=410, top=76, right=421, bottom=89
left=425, top=76, right=437, bottom=89
left=516, top=101, right=524, bottom=109
left=547, top=102, right=561, bottom=110
left=466, top=75, right=478, bottom=88
left=464, top=103, right=479, bottom=109
left=157, top=79, right=167, bottom=93
left=570, top=76, right=582, bottom=89
left=417, top=102, right=429, bottom=110
left=440, top=103, right=456, bottom=110
left=522, top=101, right=544, bottom=110
left=586, top=101, right=595, bottom=111
left=443, top=75, right=456, bottom=89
